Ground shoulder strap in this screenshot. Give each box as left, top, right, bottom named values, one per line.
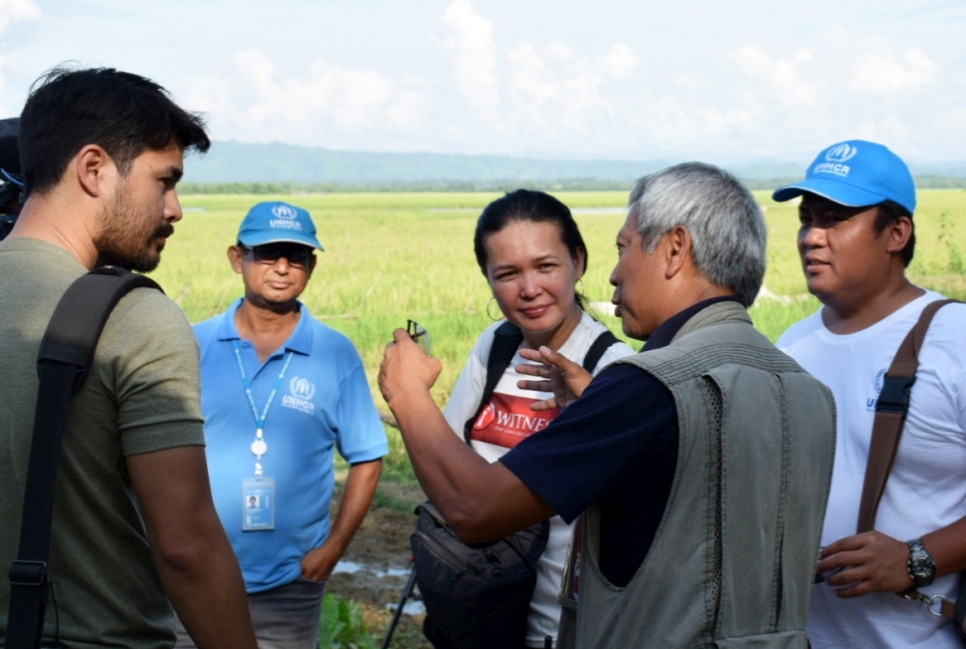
left=581, top=329, right=620, bottom=374
left=462, top=324, right=621, bottom=444
left=6, top=267, right=162, bottom=649
left=464, top=321, right=523, bottom=443
left=856, top=299, right=961, bottom=534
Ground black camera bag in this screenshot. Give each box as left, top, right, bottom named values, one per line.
left=412, top=502, right=548, bottom=649
left=410, top=320, right=619, bottom=649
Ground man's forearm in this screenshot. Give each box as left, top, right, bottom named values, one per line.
left=389, top=389, right=493, bottom=517
left=327, top=459, right=382, bottom=549
left=923, top=514, right=966, bottom=577
left=128, top=446, right=257, bottom=649
left=158, top=522, right=257, bottom=649
left=379, top=333, right=556, bottom=542
left=388, top=388, right=555, bottom=542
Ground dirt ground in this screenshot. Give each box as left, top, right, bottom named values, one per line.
left=327, top=479, right=432, bottom=648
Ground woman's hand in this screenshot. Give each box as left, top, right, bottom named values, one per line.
left=379, top=328, right=442, bottom=406
left=516, top=346, right=592, bottom=411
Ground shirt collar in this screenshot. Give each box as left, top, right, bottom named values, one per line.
left=215, top=298, right=314, bottom=356
left=642, top=296, right=743, bottom=352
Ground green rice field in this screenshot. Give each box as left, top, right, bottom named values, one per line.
left=157, top=188, right=966, bottom=415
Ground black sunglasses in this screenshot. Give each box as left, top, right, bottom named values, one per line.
left=407, top=320, right=431, bottom=355
left=240, top=243, right=314, bottom=269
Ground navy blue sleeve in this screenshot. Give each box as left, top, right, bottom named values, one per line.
left=500, top=363, right=677, bottom=524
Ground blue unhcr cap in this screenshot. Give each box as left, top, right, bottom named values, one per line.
left=237, top=201, right=325, bottom=250
left=772, top=140, right=916, bottom=215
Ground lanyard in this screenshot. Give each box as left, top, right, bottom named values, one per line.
left=232, top=340, right=294, bottom=475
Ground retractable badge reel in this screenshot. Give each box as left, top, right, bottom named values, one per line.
left=233, top=341, right=293, bottom=531
left=243, top=428, right=275, bottom=531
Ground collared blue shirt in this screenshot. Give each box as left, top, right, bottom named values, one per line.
left=194, top=299, right=388, bottom=593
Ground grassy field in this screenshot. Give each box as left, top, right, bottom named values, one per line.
left=159, top=188, right=966, bottom=410
left=156, top=189, right=965, bottom=647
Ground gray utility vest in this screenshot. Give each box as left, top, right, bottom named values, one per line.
left=574, top=302, right=836, bottom=649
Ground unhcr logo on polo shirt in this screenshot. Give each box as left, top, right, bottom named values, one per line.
left=282, top=376, right=315, bottom=414
left=813, top=143, right=858, bottom=178
left=270, top=204, right=303, bottom=231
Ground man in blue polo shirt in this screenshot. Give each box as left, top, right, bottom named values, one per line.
left=179, top=201, right=388, bottom=649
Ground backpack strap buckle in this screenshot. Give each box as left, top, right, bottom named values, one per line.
left=8, top=560, right=47, bottom=587
left=875, top=375, right=916, bottom=415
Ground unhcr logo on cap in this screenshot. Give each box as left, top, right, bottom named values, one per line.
left=270, top=203, right=303, bottom=230
left=238, top=201, right=325, bottom=249
left=825, top=143, right=859, bottom=163
left=272, top=204, right=299, bottom=220
left=813, top=142, right=858, bottom=178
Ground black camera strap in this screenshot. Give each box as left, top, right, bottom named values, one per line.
left=6, top=267, right=161, bottom=649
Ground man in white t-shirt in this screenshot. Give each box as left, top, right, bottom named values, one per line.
left=774, top=140, right=966, bottom=648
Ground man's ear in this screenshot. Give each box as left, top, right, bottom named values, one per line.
left=883, top=215, right=914, bottom=256
left=228, top=246, right=244, bottom=274
left=665, top=225, right=693, bottom=279
left=74, top=144, right=117, bottom=198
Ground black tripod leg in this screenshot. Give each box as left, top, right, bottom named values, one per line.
left=381, top=565, right=418, bottom=649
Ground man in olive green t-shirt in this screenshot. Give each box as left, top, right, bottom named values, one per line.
left=0, top=69, right=257, bottom=649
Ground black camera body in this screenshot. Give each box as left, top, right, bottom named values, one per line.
left=0, top=116, right=22, bottom=241
left=0, top=213, right=15, bottom=240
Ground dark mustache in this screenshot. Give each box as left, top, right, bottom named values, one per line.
left=155, top=224, right=175, bottom=239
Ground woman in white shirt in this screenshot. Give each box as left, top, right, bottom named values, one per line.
left=441, top=189, right=634, bottom=649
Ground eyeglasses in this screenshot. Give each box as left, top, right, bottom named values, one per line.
left=407, top=320, right=431, bottom=355
left=240, top=244, right=314, bottom=269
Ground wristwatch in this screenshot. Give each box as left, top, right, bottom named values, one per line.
left=905, top=538, right=937, bottom=588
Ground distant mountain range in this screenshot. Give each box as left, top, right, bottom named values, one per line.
left=184, top=141, right=966, bottom=186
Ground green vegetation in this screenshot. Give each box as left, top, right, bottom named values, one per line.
left=156, top=189, right=966, bottom=484
left=179, top=177, right=966, bottom=195
left=178, top=179, right=636, bottom=194
left=318, top=593, right=378, bottom=649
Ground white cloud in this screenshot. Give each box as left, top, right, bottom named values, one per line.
left=159, top=2, right=962, bottom=160
left=851, top=48, right=938, bottom=97
left=430, top=0, right=501, bottom=127
left=0, top=0, right=40, bottom=34
left=502, top=39, right=632, bottom=136
left=430, top=1, right=642, bottom=145
left=0, top=0, right=40, bottom=114
left=601, top=43, right=639, bottom=80
left=854, top=115, right=910, bottom=142
left=725, top=44, right=815, bottom=106
left=180, top=48, right=427, bottom=146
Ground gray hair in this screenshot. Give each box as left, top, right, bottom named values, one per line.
left=628, top=162, right=766, bottom=307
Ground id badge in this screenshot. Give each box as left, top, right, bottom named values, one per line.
left=242, top=477, right=275, bottom=531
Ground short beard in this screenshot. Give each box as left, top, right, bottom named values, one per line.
left=94, top=183, right=172, bottom=273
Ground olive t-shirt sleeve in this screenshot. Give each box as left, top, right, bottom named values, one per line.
left=99, top=287, right=206, bottom=455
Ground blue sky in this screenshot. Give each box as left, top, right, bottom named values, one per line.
left=1, top=0, right=964, bottom=163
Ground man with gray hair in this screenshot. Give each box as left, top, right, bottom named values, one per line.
left=379, top=162, right=836, bottom=648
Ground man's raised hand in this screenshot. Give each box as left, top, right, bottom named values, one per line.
left=379, top=328, right=442, bottom=406
left=516, top=346, right=592, bottom=411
